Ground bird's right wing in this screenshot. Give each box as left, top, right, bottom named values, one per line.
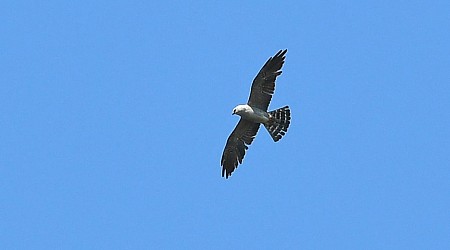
left=221, top=119, right=260, bottom=179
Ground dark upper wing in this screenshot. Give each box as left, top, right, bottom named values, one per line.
left=221, top=119, right=261, bottom=179
left=247, top=49, right=287, bottom=111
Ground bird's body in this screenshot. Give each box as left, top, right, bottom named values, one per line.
left=233, top=104, right=270, bottom=124
left=221, top=49, right=292, bottom=179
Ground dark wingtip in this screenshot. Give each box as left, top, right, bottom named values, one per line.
left=222, top=166, right=232, bottom=179
left=276, top=49, right=288, bottom=57
left=269, top=50, right=287, bottom=60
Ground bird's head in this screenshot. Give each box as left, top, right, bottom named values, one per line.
left=232, top=105, right=246, bottom=115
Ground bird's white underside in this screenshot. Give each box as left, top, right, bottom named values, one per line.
left=233, top=104, right=269, bottom=124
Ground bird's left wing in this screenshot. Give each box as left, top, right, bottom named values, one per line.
left=247, top=49, right=287, bottom=111
left=221, top=119, right=261, bottom=178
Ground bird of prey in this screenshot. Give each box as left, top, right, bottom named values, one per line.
left=221, top=49, right=291, bottom=178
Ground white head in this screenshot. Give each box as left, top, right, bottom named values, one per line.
left=232, top=105, right=247, bottom=115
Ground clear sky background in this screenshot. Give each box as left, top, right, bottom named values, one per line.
left=1, top=1, right=450, bottom=249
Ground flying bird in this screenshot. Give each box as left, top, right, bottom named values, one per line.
left=221, top=49, right=291, bottom=178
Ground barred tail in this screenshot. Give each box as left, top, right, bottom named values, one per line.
left=264, top=106, right=291, bottom=142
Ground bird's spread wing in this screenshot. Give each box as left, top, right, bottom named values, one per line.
left=221, top=119, right=261, bottom=178
left=247, top=49, right=287, bottom=111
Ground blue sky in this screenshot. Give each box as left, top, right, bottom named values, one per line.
left=1, top=1, right=450, bottom=249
